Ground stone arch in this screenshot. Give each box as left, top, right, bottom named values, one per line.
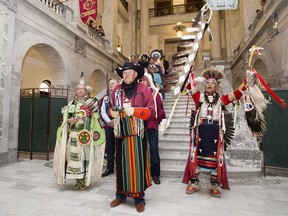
left=253, top=59, right=268, bottom=80
left=88, top=69, right=106, bottom=97
left=234, top=76, right=242, bottom=88
left=13, top=32, right=67, bottom=87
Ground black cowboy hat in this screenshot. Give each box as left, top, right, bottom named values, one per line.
left=116, top=62, right=144, bottom=80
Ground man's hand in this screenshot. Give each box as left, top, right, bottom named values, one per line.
left=109, top=110, right=119, bottom=118
left=124, top=107, right=134, bottom=116
left=108, top=119, right=115, bottom=127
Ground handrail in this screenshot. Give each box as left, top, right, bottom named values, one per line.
left=37, top=0, right=71, bottom=21
left=164, top=93, right=181, bottom=130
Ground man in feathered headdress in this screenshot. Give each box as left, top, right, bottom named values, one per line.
left=182, top=67, right=247, bottom=198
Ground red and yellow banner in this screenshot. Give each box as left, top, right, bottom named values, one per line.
left=79, top=0, right=97, bottom=24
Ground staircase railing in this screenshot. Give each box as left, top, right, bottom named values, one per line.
left=149, top=2, right=204, bottom=17
left=163, top=94, right=181, bottom=132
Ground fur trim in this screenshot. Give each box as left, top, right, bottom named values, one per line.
left=248, top=85, right=270, bottom=120
left=194, top=76, right=206, bottom=84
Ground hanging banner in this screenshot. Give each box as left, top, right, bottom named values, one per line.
left=205, top=0, right=238, bottom=10
left=79, top=0, right=97, bottom=24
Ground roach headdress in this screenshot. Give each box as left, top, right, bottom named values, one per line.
left=201, top=67, right=225, bottom=84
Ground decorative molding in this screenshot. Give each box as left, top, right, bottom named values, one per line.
left=267, top=76, right=288, bottom=88
left=12, top=70, right=22, bottom=81
left=0, top=0, right=18, bottom=12
left=74, top=36, right=87, bottom=57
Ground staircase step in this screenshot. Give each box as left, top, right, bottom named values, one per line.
left=165, top=113, right=192, bottom=118
left=163, top=131, right=190, bottom=139
left=161, top=164, right=186, bottom=178
left=160, top=153, right=188, bottom=166
left=164, top=97, right=188, bottom=103
left=165, top=127, right=190, bottom=133
left=160, top=164, right=262, bottom=179
left=159, top=144, right=189, bottom=150
left=159, top=137, right=189, bottom=146
left=159, top=144, right=189, bottom=155
left=164, top=104, right=194, bottom=109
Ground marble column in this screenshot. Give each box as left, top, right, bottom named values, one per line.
left=102, top=0, right=118, bottom=52
left=210, top=11, right=222, bottom=61
left=71, top=0, right=86, bottom=34
left=128, top=0, right=137, bottom=56
left=241, top=0, right=259, bottom=38
left=0, top=0, right=18, bottom=165
left=140, top=0, right=149, bottom=54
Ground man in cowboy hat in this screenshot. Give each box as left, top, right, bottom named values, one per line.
left=109, top=62, right=156, bottom=213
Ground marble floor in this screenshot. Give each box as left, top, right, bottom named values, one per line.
left=0, top=159, right=288, bottom=216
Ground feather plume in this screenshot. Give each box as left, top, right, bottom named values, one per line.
left=223, top=113, right=235, bottom=150
left=201, top=68, right=225, bottom=81
left=80, top=97, right=99, bottom=117
left=248, top=85, right=269, bottom=120
left=245, top=108, right=267, bottom=137
left=189, top=109, right=197, bottom=135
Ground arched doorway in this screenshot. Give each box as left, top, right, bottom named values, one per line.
left=18, top=44, right=68, bottom=160
left=234, top=76, right=242, bottom=88
left=89, top=69, right=106, bottom=97
left=22, top=46, right=51, bottom=88
left=253, top=59, right=268, bottom=81
left=21, top=44, right=67, bottom=87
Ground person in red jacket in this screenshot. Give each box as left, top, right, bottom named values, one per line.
left=182, top=67, right=247, bottom=198
left=109, top=62, right=155, bottom=213
left=139, top=75, right=166, bottom=184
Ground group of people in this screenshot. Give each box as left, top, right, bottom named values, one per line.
left=134, top=51, right=171, bottom=100
left=53, top=57, right=166, bottom=212
left=53, top=52, right=274, bottom=212
left=256, top=0, right=266, bottom=19
left=88, top=20, right=105, bottom=37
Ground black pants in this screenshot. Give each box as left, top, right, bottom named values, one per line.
left=105, top=126, right=115, bottom=171
left=147, top=128, right=160, bottom=177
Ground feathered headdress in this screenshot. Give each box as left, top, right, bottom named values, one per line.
left=201, top=67, right=225, bottom=83
left=80, top=97, right=99, bottom=117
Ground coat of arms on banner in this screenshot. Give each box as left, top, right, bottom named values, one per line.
left=79, top=0, right=98, bottom=24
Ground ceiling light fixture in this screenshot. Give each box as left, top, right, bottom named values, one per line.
left=117, top=45, right=121, bottom=52
left=176, top=28, right=183, bottom=37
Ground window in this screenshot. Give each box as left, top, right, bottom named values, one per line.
left=40, top=80, right=51, bottom=94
